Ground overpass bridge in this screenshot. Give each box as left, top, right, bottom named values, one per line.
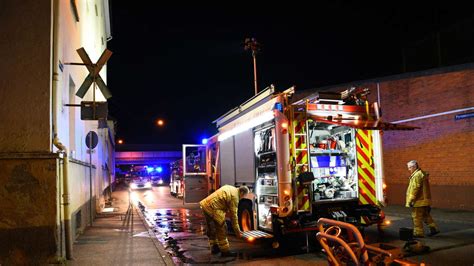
left=115, top=144, right=182, bottom=167
left=115, top=150, right=182, bottom=166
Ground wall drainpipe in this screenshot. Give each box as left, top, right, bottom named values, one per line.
left=52, top=0, right=73, bottom=260
left=53, top=138, right=73, bottom=260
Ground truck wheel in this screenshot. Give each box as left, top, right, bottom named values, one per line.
left=238, top=199, right=254, bottom=232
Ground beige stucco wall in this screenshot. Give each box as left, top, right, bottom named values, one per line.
left=54, top=0, right=109, bottom=159
left=0, top=0, right=114, bottom=262
left=0, top=156, right=60, bottom=262
left=52, top=0, right=113, bottom=212
left=69, top=160, right=96, bottom=213
left=0, top=1, right=52, bottom=152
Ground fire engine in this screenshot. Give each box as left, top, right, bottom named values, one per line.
left=206, top=85, right=417, bottom=245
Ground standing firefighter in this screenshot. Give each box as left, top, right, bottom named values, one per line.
left=200, top=185, right=249, bottom=257
left=405, top=160, right=440, bottom=238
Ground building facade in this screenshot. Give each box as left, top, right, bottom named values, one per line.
left=0, top=0, right=115, bottom=263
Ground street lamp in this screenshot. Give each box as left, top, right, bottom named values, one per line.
left=156, top=119, right=164, bottom=127
left=244, top=37, right=261, bottom=95
left=117, top=139, right=124, bottom=144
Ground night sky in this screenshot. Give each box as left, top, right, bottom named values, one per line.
left=107, top=2, right=474, bottom=146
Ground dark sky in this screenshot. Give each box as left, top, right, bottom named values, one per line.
left=107, top=2, right=474, bottom=145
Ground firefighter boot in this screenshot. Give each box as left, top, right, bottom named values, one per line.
left=221, top=250, right=238, bottom=257
left=428, top=227, right=440, bottom=237
left=211, top=244, right=220, bottom=254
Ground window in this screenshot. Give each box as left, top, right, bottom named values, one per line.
left=69, top=76, right=76, bottom=155
left=75, top=210, right=82, bottom=232
left=70, top=0, right=80, bottom=22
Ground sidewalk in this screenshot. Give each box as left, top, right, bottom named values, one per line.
left=383, top=204, right=474, bottom=224
left=68, top=189, right=174, bottom=266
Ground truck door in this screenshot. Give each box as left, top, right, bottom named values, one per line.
left=182, top=144, right=208, bottom=203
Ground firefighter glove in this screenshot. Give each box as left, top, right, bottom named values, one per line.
left=236, top=230, right=243, bottom=239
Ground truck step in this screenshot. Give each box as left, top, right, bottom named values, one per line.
left=242, top=230, right=273, bottom=240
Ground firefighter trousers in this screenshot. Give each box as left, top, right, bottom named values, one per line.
left=411, top=206, right=438, bottom=237
left=203, top=211, right=230, bottom=252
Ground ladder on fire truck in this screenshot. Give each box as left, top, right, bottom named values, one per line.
left=290, top=105, right=312, bottom=213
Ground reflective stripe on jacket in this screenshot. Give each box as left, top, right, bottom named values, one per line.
left=406, top=169, right=432, bottom=207
left=199, top=185, right=240, bottom=234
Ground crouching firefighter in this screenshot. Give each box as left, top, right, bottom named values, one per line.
left=199, top=185, right=249, bottom=257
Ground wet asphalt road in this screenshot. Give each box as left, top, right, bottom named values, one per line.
left=130, top=186, right=327, bottom=265
left=129, top=185, right=474, bottom=265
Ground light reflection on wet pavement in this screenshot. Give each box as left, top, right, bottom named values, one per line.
left=139, top=202, right=238, bottom=264
left=152, top=208, right=206, bottom=235
left=139, top=203, right=323, bottom=264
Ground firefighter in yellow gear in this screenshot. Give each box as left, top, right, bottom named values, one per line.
left=405, top=160, right=440, bottom=238
left=200, top=185, right=249, bottom=256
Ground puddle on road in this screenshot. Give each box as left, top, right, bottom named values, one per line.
left=138, top=202, right=211, bottom=263
left=137, top=202, right=307, bottom=264
left=152, top=208, right=206, bottom=235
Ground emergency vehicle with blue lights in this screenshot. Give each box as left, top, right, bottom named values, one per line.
left=208, top=85, right=418, bottom=244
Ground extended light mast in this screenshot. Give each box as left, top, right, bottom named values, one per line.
left=244, top=38, right=261, bottom=95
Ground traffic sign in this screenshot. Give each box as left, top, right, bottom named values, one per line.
left=75, top=48, right=113, bottom=99
left=85, top=131, right=99, bottom=149
left=80, top=101, right=108, bottom=120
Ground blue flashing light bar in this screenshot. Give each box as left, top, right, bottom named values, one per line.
left=274, top=102, right=283, bottom=113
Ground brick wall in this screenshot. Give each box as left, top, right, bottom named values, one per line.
left=320, top=66, right=474, bottom=209
left=373, top=68, right=474, bottom=210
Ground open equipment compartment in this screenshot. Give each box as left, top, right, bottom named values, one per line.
left=308, top=121, right=359, bottom=202
left=254, top=124, right=278, bottom=231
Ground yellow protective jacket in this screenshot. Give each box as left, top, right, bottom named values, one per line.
left=200, top=185, right=240, bottom=234
left=406, top=169, right=432, bottom=207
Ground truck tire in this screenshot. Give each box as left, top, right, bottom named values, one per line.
left=238, top=199, right=254, bottom=232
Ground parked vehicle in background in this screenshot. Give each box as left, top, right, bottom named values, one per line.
left=151, top=175, right=164, bottom=186
left=127, top=165, right=166, bottom=188
left=170, top=159, right=184, bottom=197
left=130, top=175, right=152, bottom=190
